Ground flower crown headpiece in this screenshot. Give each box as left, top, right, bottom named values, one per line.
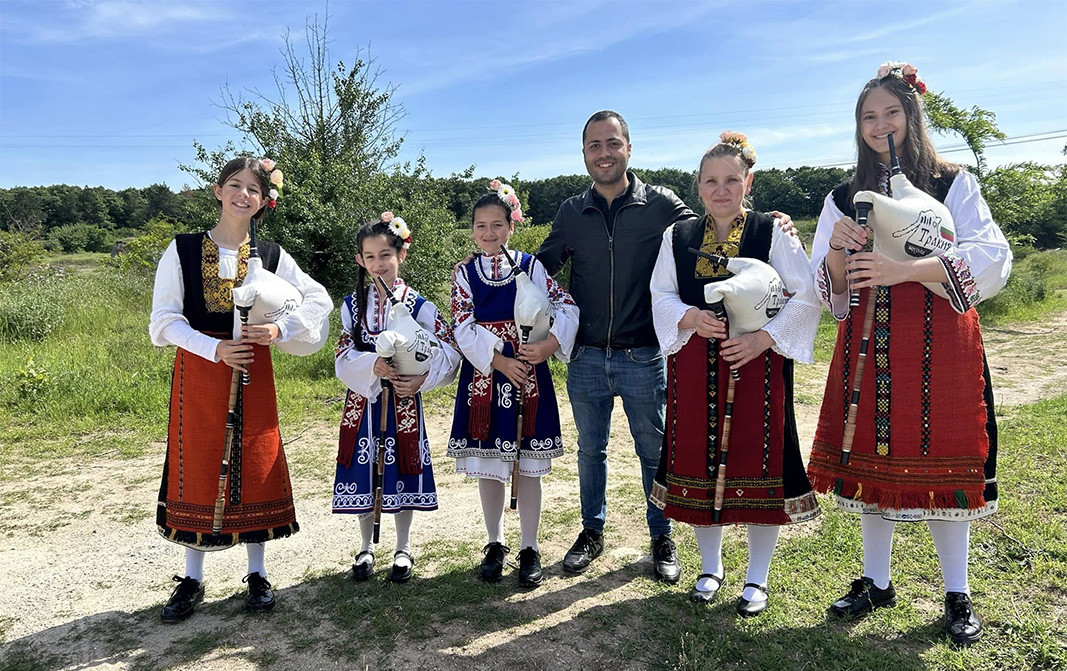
left=380, top=211, right=412, bottom=249
left=259, top=158, right=284, bottom=208
left=719, top=131, right=757, bottom=168
left=876, top=61, right=927, bottom=95
left=488, top=179, right=524, bottom=223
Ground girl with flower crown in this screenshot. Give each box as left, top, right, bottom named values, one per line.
left=333, top=213, right=459, bottom=584
left=648, top=133, right=821, bottom=617
left=447, top=182, right=579, bottom=588
left=149, top=157, right=332, bottom=622
left=806, top=62, right=1011, bottom=646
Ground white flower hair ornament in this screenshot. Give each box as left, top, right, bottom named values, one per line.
left=380, top=211, right=413, bottom=249
left=876, top=61, right=927, bottom=94
left=488, top=179, right=524, bottom=223
left=719, top=131, right=757, bottom=168
left=259, top=158, right=283, bottom=208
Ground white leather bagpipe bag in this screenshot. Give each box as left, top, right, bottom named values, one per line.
left=853, top=171, right=957, bottom=300
left=703, top=256, right=791, bottom=338
left=230, top=256, right=330, bottom=356
left=513, top=270, right=554, bottom=343
left=374, top=296, right=437, bottom=376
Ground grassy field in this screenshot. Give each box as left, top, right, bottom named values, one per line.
left=1, top=254, right=1066, bottom=671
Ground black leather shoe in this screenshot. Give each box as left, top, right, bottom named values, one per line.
left=388, top=550, right=414, bottom=583
left=351, top=551, right=375, bottom=582
left=945, top=592, right=983, bottom=646
left=517, top=547, right=543, bottom=588
left=160, top=575, right=204, bottom=623
left=828, top=577, right=897, bottom=619
left=736, top=583, right=769, bottom=618
left=689, top=573, right=724, bottom=604
left=651, top=534, right=681, bottom=583
left=562, top=528, right=604, bottom=574
left=480, top=542, right=510, bottom=583
left=243, top=572, right=275, bottom=613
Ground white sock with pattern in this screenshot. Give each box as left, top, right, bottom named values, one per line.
left=693, top=526, right=724, bottom=591
left=479, top=478, right=507, bottom=545
left=928, top=519, right=971, bottom=594
left=861, top=514, right=896, bottom=590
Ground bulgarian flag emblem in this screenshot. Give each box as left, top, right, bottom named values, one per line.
left=940, top=225, right=954, bottom=243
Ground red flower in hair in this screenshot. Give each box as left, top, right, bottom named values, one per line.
left=268, top=199, right=277, bottom=209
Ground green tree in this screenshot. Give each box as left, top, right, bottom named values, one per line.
left=982, top=162, right=1067, bottom=248
left=923, top=92, right=1006, bottom=177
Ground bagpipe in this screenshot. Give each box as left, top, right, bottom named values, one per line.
left=688, top=246, right=791, bottom=523
left=839, top=132, right=957, bottom=466
left=500, top=245, right=554, bottom=509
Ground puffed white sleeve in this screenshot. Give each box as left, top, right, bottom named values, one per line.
left=416, top=299, right=460, bottom=392
left=529, top=256, right=579, bottom=363
left=149, top=240, right=223, bottom=363
left=650, top=225, right=697, bottom=356
left=810, top=192, right=852, bottom=320
left=271, top=247, right=334, bottom=344
left=761, top=225, right=821, bottom=364
left=450, top=265, right=505, bottom=376
left=334, top=297, right=382, bottom=400
left=937, top=171, right=1013, bottom=313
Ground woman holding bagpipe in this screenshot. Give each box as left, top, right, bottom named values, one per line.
left=149, top=157, right=332, bottom=622
left=649, top=133, right=822, bottom=617
left=806, top=62, right=1012, bottom=646
left=332, top=213, right=459, bottom=584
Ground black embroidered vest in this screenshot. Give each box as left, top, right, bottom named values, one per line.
left=175, top=232, right=281, bottom=335
left=670, top=211, right=775, bottom=309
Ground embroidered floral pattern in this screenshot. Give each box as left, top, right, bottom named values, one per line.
left=696, top=212, right=746, bottom=278
left=201, top=235, right=249, bottom=312
left=938, top=249, right=979, bottom=313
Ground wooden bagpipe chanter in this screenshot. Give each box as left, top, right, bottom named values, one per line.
left=838, top=132, right=958, bottom=465
left=686, top=246, right=792, bottom=522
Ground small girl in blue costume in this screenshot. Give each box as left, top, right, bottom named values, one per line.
left=448, top=181, right=579, bottom=587
left=333, top=212, right=459, bottom=583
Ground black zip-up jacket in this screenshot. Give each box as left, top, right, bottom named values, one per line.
left=536, top=172, right=696, bottom=350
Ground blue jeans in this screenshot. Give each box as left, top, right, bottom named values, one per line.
left=566, top=345, right=671, bottom=538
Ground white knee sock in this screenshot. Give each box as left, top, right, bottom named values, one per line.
left=184, top=547, right=205, bottom=582
left=358, top=512, right=374, bottom=554
left=693, top=526, right=724, bottom=592
left=742, top=525, right=780, bottom=602
left=861, top=514, right=896, bottom=590
left=394, top=510, right=413, bottom=568
left=517, top=475, right=542, bottom=551
left=245, top=542, right=266, bottom=578
left=479, top=478, right=506, bottom=544
left=928, top=519, right=971, bottom=594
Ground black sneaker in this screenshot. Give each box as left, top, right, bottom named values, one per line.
left=562, top=528, right=604, bottom=574
left=651, top=534, right=681, bottom=583
left=945, top=592, right=983, bottom=646
left=160, top=575, right=204, bottom=623
left=828, top=577, right=897, bottom=619
left=480, top=542, right=510, bottom=583
left=517, top=547, right=543, bottom=588
left=243, top=572, right=276, bottom=613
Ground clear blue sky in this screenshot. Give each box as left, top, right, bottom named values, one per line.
left=1, top=0, right=1065, bottom=190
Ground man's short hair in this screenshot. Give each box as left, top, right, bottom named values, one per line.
left=582, top=110, right=630, bottom=144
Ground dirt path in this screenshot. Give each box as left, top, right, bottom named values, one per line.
left=1, top=312, right=1063, bottom=670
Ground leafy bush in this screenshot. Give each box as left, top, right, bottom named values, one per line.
left=983, top=162, right=1067, bottom=249
left=108, top=216, right=186, bottom=279
left=0, top=230, right=46, bottom=282
left=46, top=222, right=111, bottom=253
left=978, top=249, right=1066, bottom=321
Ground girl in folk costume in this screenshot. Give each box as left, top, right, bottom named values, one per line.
left=448, top=182, right=579, bottom=588
left=807, top=63, right=1011, bottom=646
left=649, top=134, right=821, bottom=617
left=150, top=157, right=332, bottom=622
left=334, top=213, right=459, bottom=583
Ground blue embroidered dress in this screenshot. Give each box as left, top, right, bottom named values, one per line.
left=333, top=279, right=459, bottom=514
left=447, top=250, right=578, bottom=481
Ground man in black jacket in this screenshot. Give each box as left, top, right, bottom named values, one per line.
left=537, top=110, right=695, bottom=582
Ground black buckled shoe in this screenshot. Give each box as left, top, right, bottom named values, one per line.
left=562, top=528, right=604, bottom=574
left=243, top=572, right=275, bottom=613
left=351, top=551, right=375, bottom=582
left=480, top=542, right=510, bottom=583
left=160, top=575, right=204, bottom=623
left=689, top=573, right=724, bottom=604
left=651, top=534, right=681, bottom=583
left=517, top=547, right=544, bottom=588
left=736, top=583, right=769, bottom=618
left=828, top=577, right=897, bottom=619
left=388, top=550, right=414, bottom=583
left=945, top=592, right=983, bottom=647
